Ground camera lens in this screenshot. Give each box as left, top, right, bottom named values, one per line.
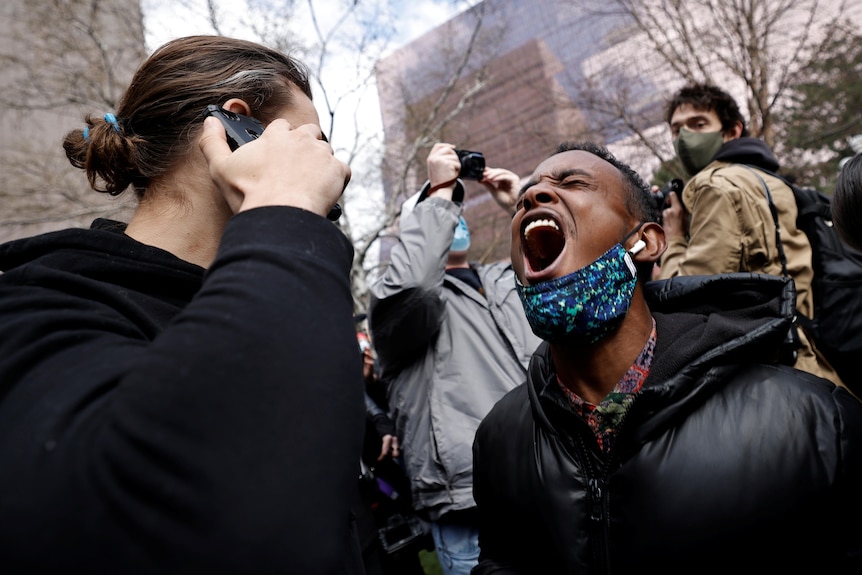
left=455, top=150, right=485, bottom=180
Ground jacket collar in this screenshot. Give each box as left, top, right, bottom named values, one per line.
left=712, top=137, right=780, bottom=172
left=526, top=273, right=795, bottom=441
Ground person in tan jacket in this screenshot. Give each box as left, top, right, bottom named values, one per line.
left=656, top=82, right=841, bottom=386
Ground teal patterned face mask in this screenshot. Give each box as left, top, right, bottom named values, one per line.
left=515, top=242, right=640, bottom=345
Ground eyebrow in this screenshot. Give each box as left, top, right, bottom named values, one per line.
left=670, top=113, right=710, bottom=129
left=519, top=168, right=593, bottom=196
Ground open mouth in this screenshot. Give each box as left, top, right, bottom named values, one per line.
left=523, top=218, right=565, bottom=273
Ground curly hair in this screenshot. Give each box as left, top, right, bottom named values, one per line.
left=554, top=141, right=658, bottom=224
left=551, top=141, right=659, bottom=281
left=665, top=82, right=750, bottom=137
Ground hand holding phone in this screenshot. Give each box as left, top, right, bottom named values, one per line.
left=201, top=105, right=343, bottom=221
left=202, top=105, right=264, bottom=151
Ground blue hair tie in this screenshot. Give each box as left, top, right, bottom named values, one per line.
left=82, top=127, right=90, bottom=142
left=104, top=113, right=121, bottom=133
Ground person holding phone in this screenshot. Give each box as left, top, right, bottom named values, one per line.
left=0, top=35, right=363, bottom=574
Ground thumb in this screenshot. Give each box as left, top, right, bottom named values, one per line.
left=198, top=116, right=232, bottom=165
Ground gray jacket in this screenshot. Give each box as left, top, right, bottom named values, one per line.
left=369, top=196, right=540, bottom=520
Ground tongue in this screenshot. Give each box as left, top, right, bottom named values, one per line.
left=525, top=227, right=564, bottom=271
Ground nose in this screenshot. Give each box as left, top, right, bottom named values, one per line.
left=519, top=183, right=558, bottom=212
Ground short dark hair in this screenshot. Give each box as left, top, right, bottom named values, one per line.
left=553, top=141, right=658, bottom=224
left=552, top=142, right=658, bottom=281
left=833, top=153, right=862, bottom=251
left=665, top=82, right=750, bottom=137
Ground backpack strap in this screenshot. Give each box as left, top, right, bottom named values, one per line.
left=741, top=165, right=802, bottom=365
left=742, top=165, right=790, bottom=277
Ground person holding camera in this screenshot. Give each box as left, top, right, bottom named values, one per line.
left=0, top=36, right=363, bottom=573
left=655, top=82, right=840, bottom=386
left=368, top=143, right=541, bottom=575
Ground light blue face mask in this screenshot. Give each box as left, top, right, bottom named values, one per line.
left=515, top=237, right=645, bottom=345
left=451, top=216, right=471, bottom=252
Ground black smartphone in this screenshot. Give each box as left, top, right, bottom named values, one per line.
left=201, top=105, right=342, bottom=221
left=202, top=104, right=264, bottom=151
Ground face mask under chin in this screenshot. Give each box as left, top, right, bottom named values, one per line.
left=515, top=242, right=640, bottom=345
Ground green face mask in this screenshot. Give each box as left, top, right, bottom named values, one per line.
left=673, top=127, right=724, bottom=176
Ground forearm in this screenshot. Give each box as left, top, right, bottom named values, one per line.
left=658, top=185, right=742, bottom=278
left=369, top=198, right=459, bottom=358
left=0, top=207, right=364, bottom=570
left=655, top=236, right=689, bottom=279
left=372, top=198, right=460, bottom=296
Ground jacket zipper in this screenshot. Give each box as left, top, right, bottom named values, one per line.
left=575, top=431, right=611, bottom=574
left=547, top=371, right=656, bottom=572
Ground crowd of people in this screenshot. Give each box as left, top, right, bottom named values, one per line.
left=0, top=34, right=860, bottom=574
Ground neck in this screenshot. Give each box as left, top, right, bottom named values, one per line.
left=550, top=301, right=654, bottom=405
left=446, top=252, right=469, bottom=270
left=124, top=159, right=233, bottom=269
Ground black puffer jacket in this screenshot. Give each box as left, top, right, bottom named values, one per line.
left=472, top=273, right=862, bottom=575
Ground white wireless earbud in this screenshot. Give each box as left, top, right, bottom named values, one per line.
left=629, top=239, right=646, bottom=255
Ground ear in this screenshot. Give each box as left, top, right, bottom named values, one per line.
left=222, top=98, right=253, bottom=117
left=723, top=120, right=743, bottom=142
left=630, top=221, right=666, bottom=263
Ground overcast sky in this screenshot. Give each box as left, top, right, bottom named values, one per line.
left=142, top=0, right=466, bottom=142
left=141, top=0, right=467, bottom=232
left=143, top=0, right=464, bottom=54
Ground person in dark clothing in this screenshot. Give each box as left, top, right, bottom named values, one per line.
left=0, top=35, right=363, bottom=574
left=471, top=142, right=862, bottom=574
left=355, top=323, right=428, bottom=575
left=655, top=82, right=842, bottom=386
left=358, top=387, right=431, bottom=575
left=833, top=152, right=862, bottom=251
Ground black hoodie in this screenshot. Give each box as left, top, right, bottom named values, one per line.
left=0, top=208, right=365, bottom=574
left=712, top=136, right=780, bottom=172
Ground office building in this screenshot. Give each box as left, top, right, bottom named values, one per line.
left=375, top=0, right=665, bottom=261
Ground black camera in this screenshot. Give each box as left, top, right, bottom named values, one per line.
left=455, top=149, right=486, bottom=180
left=378, top=513, right=429, bottom=555
left=652, top=178, right=684, bottom=223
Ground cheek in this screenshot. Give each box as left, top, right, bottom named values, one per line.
left=510, top=224, right=525, bottom=279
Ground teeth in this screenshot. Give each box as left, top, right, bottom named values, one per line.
left=524, top=219, right=559, bottom=236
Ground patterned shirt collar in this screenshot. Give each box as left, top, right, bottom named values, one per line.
left=556, top=317, right=657, bottom=453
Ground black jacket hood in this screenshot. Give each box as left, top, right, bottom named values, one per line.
left=0, top=219, right=204, bottom=303
left=712, top=137, right=780, bottom=172
left=527, top=273, right=795, bottom=442
left=0, top=219, right=134, bottom=271
left=472, top=271, right=862, bottom=575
